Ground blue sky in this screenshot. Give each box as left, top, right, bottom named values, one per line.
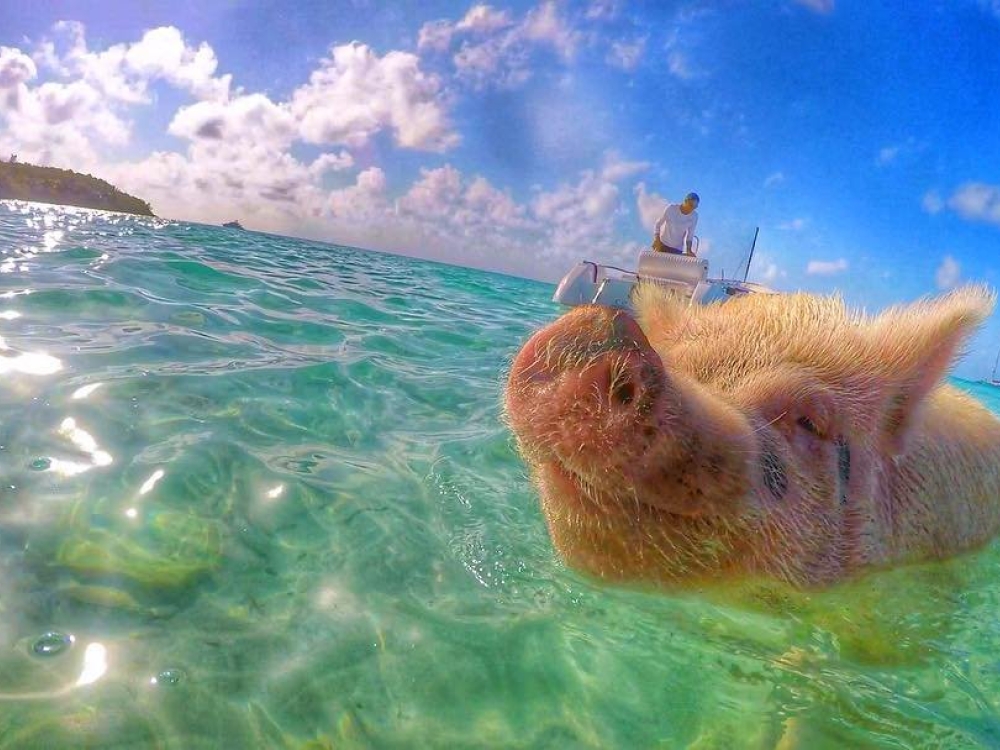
left=2, top=0, right=1000, bottom=377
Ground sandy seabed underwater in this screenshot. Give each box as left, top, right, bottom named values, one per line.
left=1, top=200, right=1000, bottom=748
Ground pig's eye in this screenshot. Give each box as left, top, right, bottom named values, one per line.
left=796, top=416, right=820, bottom=434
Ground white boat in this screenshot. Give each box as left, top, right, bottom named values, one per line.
left=552, top=229, right=772, bottom=309
left=985, top=348, right=1000, bottom=387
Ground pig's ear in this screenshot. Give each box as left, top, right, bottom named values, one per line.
left=866, top=285, right=995, bottom=456
left=633, top=282, right=690, bottom=336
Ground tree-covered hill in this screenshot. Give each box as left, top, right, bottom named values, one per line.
left=0, top=160, right=154, bottom=217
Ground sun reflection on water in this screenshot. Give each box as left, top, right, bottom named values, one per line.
left=0, top=338, right=62, bottom=376
left=75, top=642, right=108, bottom=687
left=72, top=382, right=104, bottom=400
left=138, top=468, right=165, bottom=495
left=0, top=252, right=31, bottom=274
left=42, top=229, right=64, bottom=251
left=0, top=314, right=62, bottom=375
left=0, top=638, right=109, bottom=701
left=47, top=418, right=114, bottom=477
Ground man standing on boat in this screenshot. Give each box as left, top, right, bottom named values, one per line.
left=652, top=192, right=699, bottom=255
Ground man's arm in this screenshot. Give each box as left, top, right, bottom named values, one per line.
left=653, top=210, right=666, bottom=240
left=685, top=214, right=699, bottom=254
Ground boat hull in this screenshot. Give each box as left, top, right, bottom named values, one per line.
left=552, top=253, right=770, bottom=309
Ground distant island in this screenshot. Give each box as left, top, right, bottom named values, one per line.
left=0, top=158, right=154, bottom=217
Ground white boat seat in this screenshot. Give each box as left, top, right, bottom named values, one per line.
left=635, top=251, right=709, bottom=286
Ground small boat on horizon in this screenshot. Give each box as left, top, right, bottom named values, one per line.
left=222, top=220, right=244, bottom=230
left=984, top=348, right=1000, bottom=387
left=552, top=227, right=771, bottom=310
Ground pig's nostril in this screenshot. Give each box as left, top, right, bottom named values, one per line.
left=612, top=379, right=636, bottom=406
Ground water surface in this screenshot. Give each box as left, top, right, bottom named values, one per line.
left=1, top=201, right=1000, bottom=748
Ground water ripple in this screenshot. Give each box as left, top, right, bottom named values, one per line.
left=3, top=201, right=998, bottom=748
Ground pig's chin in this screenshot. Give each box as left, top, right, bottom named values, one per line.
left=540, top=458, right=713, bottom=520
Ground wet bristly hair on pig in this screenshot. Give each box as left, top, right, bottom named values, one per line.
left=504, top=283, right=1000, bottom=589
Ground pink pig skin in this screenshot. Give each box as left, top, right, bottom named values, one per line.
left=505, top=285, right=1000, bottom=589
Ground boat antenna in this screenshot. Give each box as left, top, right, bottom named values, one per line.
left=743, top=226, right=759, bottom=283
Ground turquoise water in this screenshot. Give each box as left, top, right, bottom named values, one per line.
left=1, top=201, right=1000, bottom=748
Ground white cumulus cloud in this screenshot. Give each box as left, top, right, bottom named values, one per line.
left=419, top=3, right=514, bottom=51
left=876, top=145, right=899, bottom=165
left=1, top=23, right=234, bottom=168
left=457, top=5, right=515, bottom=34
left=121, top=26, right=230, bottom=101
left=0, top=46, right=37, bottom=90
left=398, top=164, right=533, bottom=231
left=35, top=22, right=230, bottom=104
left=755, top=261, right=782, bottom=284
left=586, top=0, right=620, bottom=20
left=633, top=182, right=666, bottom=232
left=935, top=254, right=961, bottom=289
left=421, top=1, right=581, bottom=90
left=105, top=138, right=331, bottom=228
left=328, top=167, right=389, bottom=219
left=922, top=190, right=944, bottom=214
left=778, top=217, right=808, bottom=231
left=308, top=161, right=635, bottom=278
left=522, top=1, right=581, bottom=60
left=875, top=137, right=925, bottom=167
left=169, top=93, right=296, bottom=147
left=291, top=42, right=458, bottom=152
left=0, top=64, right=130, bottom=168
left=606, top=36, right=646, bottom=71
left=309, top=151, right=354, bottom=176
left=601, top=150, right=650, bottom=182
left=667, top=50, right=696, bottom=80
left=530, top=169, right=636, bottom=268
left=946, top=182, right=1000, bottom=226
left=0, top=18, right=652, bottom=282
left=806, top=258, right=848, bottom=275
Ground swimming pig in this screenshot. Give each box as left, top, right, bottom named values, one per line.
left=504, top=284, right=1000, bottom=589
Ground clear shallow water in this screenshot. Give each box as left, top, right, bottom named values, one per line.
left=1, top=201, right=1000, bottom=748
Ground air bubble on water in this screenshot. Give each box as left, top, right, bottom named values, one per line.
left=32, top=631, right=74, bottom=656
left=151, top=668, right=185, bottom=686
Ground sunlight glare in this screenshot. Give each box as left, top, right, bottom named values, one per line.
left=75, top=642, right=108, bottom=687
left=139, top=469, right=165, bottom=495
left=0, top=351, right=62, bottom=375
left=49, top=418, right=113, bottom=476
left=71, top=382, right=104, bottom=399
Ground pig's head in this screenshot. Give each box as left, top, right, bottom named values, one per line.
left=504, top=284, right=995, bottom=589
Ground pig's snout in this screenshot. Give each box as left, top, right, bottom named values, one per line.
left=505, top=306, right=666, bottom=471
left=507, top=305, right=664, bottom=415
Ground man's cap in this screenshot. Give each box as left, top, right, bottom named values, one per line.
left=685, top=192, right=700, bottom=205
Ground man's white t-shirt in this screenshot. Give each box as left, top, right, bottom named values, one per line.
left=655, top=203, right=699, bottom=250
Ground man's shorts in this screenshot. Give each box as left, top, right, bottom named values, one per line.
left=652, top=236, right=683, bottom=254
